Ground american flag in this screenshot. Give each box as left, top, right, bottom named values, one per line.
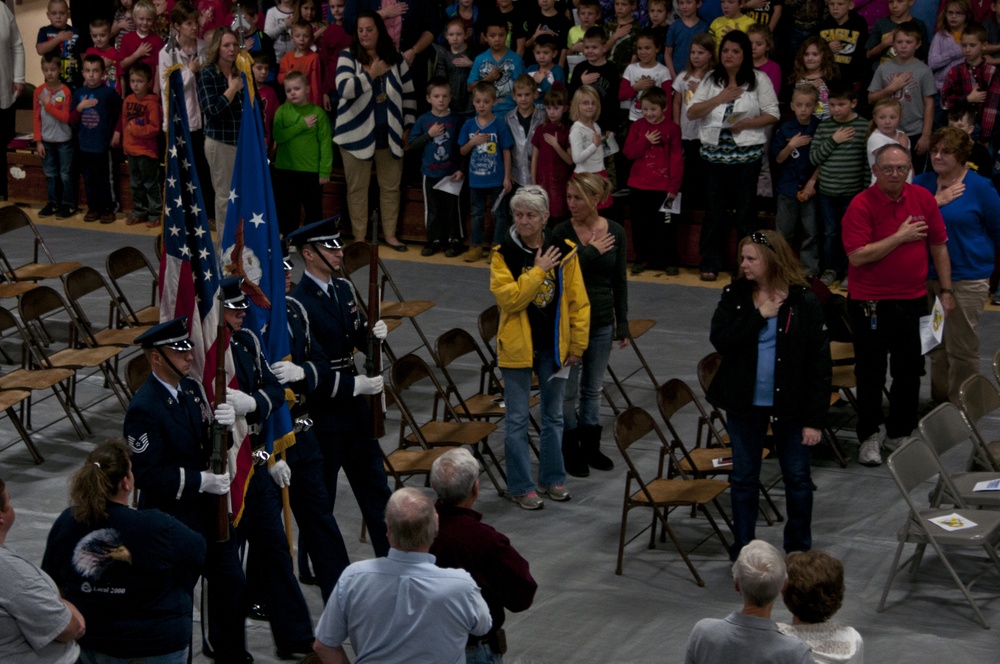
left=159, top=67, right=251, bottom=522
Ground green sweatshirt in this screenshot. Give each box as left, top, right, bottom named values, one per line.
left=273, top=101, right=333, bottom=177
left=809, top=114, right=869, bottom=197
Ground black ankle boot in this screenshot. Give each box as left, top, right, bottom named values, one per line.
left=562, top=427, right=589, bottom=477
left=579, top=425, right=614, bottom=471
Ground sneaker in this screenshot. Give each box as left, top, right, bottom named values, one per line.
left=146, top=218, right=161, bottom=228
left=840, top=276, right=848, bottom=291
left=539, top=484, right=571, bottom=501
left=820, top=270, right=837, bottom=287
left=883, top=436, right=906, bottom=453
left=100, top=213, right=116, bottom=224
left=858, top=433, right=883, bottom=466
left=421, top=243, right=440, bottom=257
left=55, top=205, right=78, bottom=219
left=512, top=492, right=544, bottom=510
left=481, top=245, right=491, bottom=258
left=126, top=214, right=146, bottom=226
left=37, top=204, right=57, bottom=218
left=83, top=210, right=100, bottom=222
left=630, top=262, right=646, bottom=276
left=462, top=247, right=480, bottom=262
left=444, top=241, right=461, bottom=258
left=664, top=266, right=680, bottom=276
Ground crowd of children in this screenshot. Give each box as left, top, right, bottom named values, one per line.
left=23, top=0, right=1000, bottom=286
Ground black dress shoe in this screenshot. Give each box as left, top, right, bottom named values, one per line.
left=384, top=241, right=408, bottom=252
left=203, top=645, right=254, bottom=662
left=299, top=572, right=318, bottom=586
left=276, top=639, right=315, bottom=660
left=247, top=603, right=269, bottom=621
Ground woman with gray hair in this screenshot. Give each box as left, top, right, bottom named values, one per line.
left=490, top=185, right=591, bottom=510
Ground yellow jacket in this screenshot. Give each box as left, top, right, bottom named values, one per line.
left=490, top=235, right=591, bottom=369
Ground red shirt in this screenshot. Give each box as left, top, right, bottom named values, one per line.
left=842, top=183, right=948, bottom=300
left=258, top=83, right=279, bottom=148
left=120, top=31, right=166, bottom=94
left=319, top=23, right=352, bottom=97
left=622, top=116, right=683, bottom=194
left=85, top=46, right=123, bottom=96
left=530, top=122, right=572, bottom=219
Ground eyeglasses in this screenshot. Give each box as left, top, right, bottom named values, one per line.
left=877, top=165, right=910, bottom=174
left=750, top=232, right=773, bottom=250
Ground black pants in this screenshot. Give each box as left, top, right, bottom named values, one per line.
left=680, top=139, right=706, bottom=210
left=275, top=168, right=323, bottom=238
left=0, top=103, right=15, bottom=201
left=848, top=296, right=927, bottom=442
left=629, top=187, right=677, bottom=268
left=201, top=525, right=249, bottom=662
left=701, top=158, right=761, bottom=273
left=79, top=150, right=114, bottom=213
left=422, top=174, right=462, bottom=245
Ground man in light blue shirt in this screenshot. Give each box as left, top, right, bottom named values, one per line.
left=313, top=488, right=492, bottom=664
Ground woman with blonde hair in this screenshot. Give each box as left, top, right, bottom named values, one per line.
left=707, top=229, right=831, bottom=561
left=551, top=173, right=629, bottom=476
left=42, top=440, right=206, bottom=663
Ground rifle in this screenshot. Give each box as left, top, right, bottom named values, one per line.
left=364, top=210, right=385, bottom=439
left=209, top=286, right=230, bottom=542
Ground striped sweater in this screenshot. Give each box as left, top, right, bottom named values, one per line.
left=334, top=52, right=416, bottom=160
left=809, top=114, right=869, bottom=197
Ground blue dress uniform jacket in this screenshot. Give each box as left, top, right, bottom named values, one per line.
left=230, top=328, right=286, bottom=449
left=284, top=296, right=333, bottom=414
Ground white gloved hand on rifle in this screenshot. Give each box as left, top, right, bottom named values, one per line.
left=213, top=402, right=236, bottom=427
left=226, top=387, right=257, bottom=415
left=270, top=360, right=305, bottom=384
left=269, top=459, right=292, bottom=488
left=372, top=319, right=388, bottom=340
left=353, top=375, right=384, bottom=396
left=199, top=471, right=231, bottom=495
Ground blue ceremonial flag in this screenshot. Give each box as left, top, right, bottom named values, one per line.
left=220, top=70, right=295, bottom=459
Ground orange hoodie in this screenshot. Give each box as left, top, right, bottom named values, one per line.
left=122, top=93, right=162, bottom=159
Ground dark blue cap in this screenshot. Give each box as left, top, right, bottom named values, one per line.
left=284, top=216, right=343, bottom=250
left=134, top=316, right=193, bottom=351
left=220, top=276, right=248, bottom=310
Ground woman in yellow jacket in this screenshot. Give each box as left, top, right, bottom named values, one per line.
left=490, top=185, right=591, bottom=510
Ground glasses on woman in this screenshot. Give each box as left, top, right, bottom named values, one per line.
left=750, top=232, right=774, bottom=250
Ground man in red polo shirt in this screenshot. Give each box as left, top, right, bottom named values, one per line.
left=842, top=143, right=955, bottom=467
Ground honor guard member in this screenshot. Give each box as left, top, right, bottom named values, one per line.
left=220, top=276, right=315, bottom=660
left=284, top=218, right=393, bottom=557
left=123, top=317, right=251, bottom=663
left=269, top=247, right=352, bottom=601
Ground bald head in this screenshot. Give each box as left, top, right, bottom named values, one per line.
left=385, top=488, right=439, bottom=552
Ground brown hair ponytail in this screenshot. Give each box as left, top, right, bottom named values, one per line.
left=70, top=439, right=131, bottom=526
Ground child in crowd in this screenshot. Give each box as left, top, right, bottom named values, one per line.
left=279, top=21, right=322, bottom=105
left=526, top=0, right=571, bottom=68
left=622, top=87, right=682, bottom=275
left=748, top=24, right=781, bottom=98
left=709, top=0, right=755, bottom=53
left=507, top=74, right=547, bottom=196
left=266, top=0, right=297, bottom=63
left=929, top=0, right=971, bottom=93
left=253, top=53, right=279, bottom=147
left=120, top=1, right=165, bottom=95
left=122, top=62, right=163, bottom=227
left=772, top=84, right=821, bottom=278
left=151, top=0, right=172, bottom=41
left=237, top=0, right=279, bottom=83
left=947, top=103, right=993, bottom=175
left=408, top=78, right=465, bottom=257
left=568, top=0, right=601, bottom=73
left=531, top=87, right=574, bottom=221
left=36, top=0, right=82, bottom=89
left=985, top=0, right=1000, bottom=57
left=810, top=82, right=868, bottom=287
left=468, top=18, right=526, bottom=116
left=744, top=0, right=783, bottom=30
left=569, top=85, right=612, bottom=207
left=493, top=0, right=528, bottom=57
left=605, top=0, right=641, bottom=75
left=819, top=0, right=869, bottom=90
left=867, top=97, right=910, bottom=184
left=113, top=0, right=136, bottom=52
left=527, top=34, right=566, bottom=102
left=620, top=29, right=672, bottom=123
left=434, top=17, right=474, bottom=117
left=665, top=0, right=708, bottom=80
left=646, top=0, right=671, bottom=63
left=296, top=0, right=327, bottom=40
left=868, top=22, right=936, bottom=171
left=273, top=71, right=333, bottom=238
left=441, top=0, right=481, bottom=56
left=459, top=82, right=514, bottom=261
left=86, top=19, right=123, bottom=96
left=321, top=0, right=346, bottom=28
left=34, top=53, right=77, bottom=219
left=866, top=0, right=930, bottom=65
left=72, top=54, right=122, bottom=224
left=568, top=28, right=621, bottom=186
left=942, top=23, right=1000, bottom=144
left=793, top=36, right=839, bottom=120
left=197, top=0, right=228, bottom=41
left=672, top=32, right=714, bottom=210
left=317, top=0, right=351, bottom=111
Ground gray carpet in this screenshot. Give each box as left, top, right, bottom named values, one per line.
left=3, top=221, right=1000, bottom=663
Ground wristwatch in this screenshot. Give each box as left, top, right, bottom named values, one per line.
left=939, top=288, right=954, bottom=294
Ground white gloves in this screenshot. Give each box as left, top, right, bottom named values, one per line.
left=353, top=375, right=384, bottom=396
left=213, top=403, right=235, bottom=427
left=372, top=319, right=388, bottom=340
left=199, top=471, right=231, bottom=495
left=269, top=459, right=292, bottom=488
left=270, top=360, right=305, bottom=384
left=226, top=387, right=257, bottom=415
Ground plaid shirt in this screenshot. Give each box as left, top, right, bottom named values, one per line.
left=941, top=60, right=1000, bottom=140
left=196, top=64, right=243, bottom=145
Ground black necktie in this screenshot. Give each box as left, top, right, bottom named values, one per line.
left=327, top=283, right=338, bottom=304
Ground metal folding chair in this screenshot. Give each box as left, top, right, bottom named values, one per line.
left=0, top=205, right=80, bottom=283
left=958, top=374, right=1000, bottom=472
left=105, top=246, right=160, bottom=327
left=918, top=403, right=1000, bottom=508
left=602, top=319, right=660, bottom=413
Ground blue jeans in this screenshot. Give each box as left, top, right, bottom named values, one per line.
left=727, top=408, right=813, bottom=558
left=469, top=186, right=509, bottom=247
left=466, top=643, right=503, bottom=664
left=818, top=193, right=852, bottom=279
left=501, top=348, right=566, bottom=496
left=563, top=324, right=613, bottom=430
left=41, top=140, right=76, bottom=207
left=79, top=647, right=189, bottom=663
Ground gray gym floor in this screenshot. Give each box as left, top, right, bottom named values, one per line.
left=3, top=221, right=1000, bottom=663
